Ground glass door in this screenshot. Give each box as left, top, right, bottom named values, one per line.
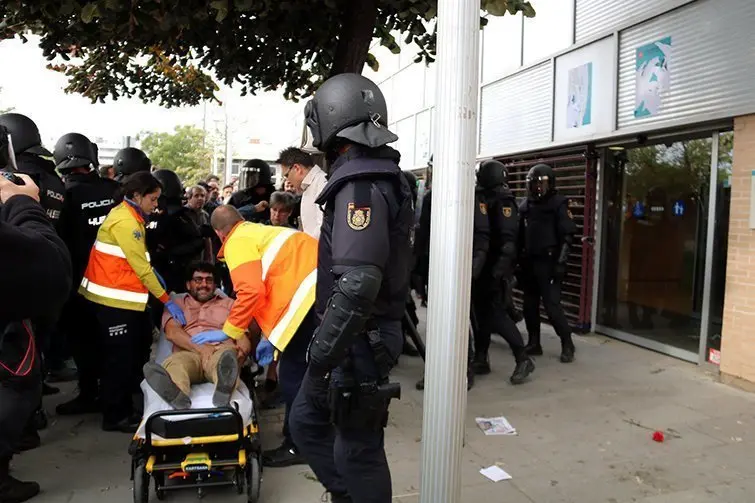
left=597, top=136, right=714, bottom=360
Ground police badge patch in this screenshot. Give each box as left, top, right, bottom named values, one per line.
left=479, top=203, right=488, bottom=215
left=347, top=203, right=371, bottom=231
left=503, top=207, right=512, bottom=218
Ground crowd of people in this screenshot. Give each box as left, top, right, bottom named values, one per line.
left=0, top=71, right=578, bottom=503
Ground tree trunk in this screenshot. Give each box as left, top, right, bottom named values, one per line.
left=329, top=0, right=378, bottom=77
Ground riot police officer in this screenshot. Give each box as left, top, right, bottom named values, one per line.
left=518, top=163, right=577, bottom=362
left=473, top=160, right=535, bottom=384
left=227, top=159, right=275, bottom=223
left=148, top=169, right=208, bottom=294
left=400, top=170, right=420, bottom=357
left=113, top=147, right=151, bottom=181
left=53, top=133, right=119, bottom=415
left=0, top=114, right=65, bottom=227
left=289, top=73, right=411, bottom=503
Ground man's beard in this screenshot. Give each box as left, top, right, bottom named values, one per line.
left=190, top=288, right=214, bottom=303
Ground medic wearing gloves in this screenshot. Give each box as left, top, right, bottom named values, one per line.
left=79, top=172, right=186, bottom=433
left=203, top=205, right=318, bottom=467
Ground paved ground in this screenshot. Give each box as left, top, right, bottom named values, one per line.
left=15, top=309, right=755, bottom=503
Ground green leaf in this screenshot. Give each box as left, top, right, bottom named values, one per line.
left=81, top=3, right=99, bottom=23
left=210, top=0, right=229, bottom=22
left=366, top=52, right=379, bottom=72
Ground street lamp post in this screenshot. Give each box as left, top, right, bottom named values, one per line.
left=419, top=0, right=481, bottom=502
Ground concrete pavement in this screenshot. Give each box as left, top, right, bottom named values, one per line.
left=15, top=313, right=755, bottom=503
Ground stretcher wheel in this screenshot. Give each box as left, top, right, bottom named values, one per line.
left=133, top=460, right=149, bottom=503
left=234, top=467, right=245, bottom=494
left=154, top=472, right=165, bottom=501
left=246, top=455, right=261, bottom=503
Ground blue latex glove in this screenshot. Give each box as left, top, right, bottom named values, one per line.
left=191, top=329, right=230, bottom=345
left=165, top=300, right=187, bottom=326
left=154, top=270, right=167, bottom=290
left=256, top=339, right=274, bottom=367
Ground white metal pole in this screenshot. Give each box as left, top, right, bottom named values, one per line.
left=419, top=0, right=480, bottom=501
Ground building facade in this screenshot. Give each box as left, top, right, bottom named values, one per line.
left=366, top=0, right=755, bottom=386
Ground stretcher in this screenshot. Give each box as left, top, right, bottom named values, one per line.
left=129, top=331, right=263, bottom=502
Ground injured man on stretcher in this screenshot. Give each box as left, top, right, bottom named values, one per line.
left=143, top=262, right=253, bottom=409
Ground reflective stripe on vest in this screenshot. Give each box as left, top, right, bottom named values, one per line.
left=261, top=228, right=296, bottom=280
left=95, top=240, right=151, bottom=262
left=80, top=277, right=150, bottom=304
left=266, top=268, right=317, bottom=349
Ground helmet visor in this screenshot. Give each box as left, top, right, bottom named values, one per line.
left=526, top=175, right=549, bottom=199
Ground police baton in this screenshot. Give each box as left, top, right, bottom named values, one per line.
left=403, top=309, right=426, bottom=361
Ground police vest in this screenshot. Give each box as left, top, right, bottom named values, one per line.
left=520, top=194, right=567, bottom=257
left=316, top=154, right=413, bottom=321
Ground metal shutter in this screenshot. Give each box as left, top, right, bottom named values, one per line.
left=500, top=147, right=598, bottom=333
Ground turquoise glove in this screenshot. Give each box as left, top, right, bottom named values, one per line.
left=256, top=339, right=274, bottom=366
left=191, top=329, right=230, bottom=345
left=165, top=300, right=187, bottom=326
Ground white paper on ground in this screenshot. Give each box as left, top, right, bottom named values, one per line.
left=475, top=416, right=517, bottom=435
left=480, top=465, right=512, bottom=482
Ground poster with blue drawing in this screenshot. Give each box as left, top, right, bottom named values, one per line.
left=567, top=62, right=593, bottom=128
left=634, top=36, right=672, bottom=118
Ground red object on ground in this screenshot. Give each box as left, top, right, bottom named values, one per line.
left=652, top=431, right=665, bottom=442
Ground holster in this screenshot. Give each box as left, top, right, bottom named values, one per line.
left=329, top=326, right=402, bottom=431
left=329, top=379, right=401, bottom=431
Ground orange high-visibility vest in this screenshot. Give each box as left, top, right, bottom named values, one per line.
left=219, top=222, right=317, bottom=351
left=79, top=202, right=169, bottom=311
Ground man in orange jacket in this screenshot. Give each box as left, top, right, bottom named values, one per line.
left=201, top=205, right=317, bottom=467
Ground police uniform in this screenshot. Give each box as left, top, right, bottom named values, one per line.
left=518, top=163, right=578, bottom=362
left=472, top=160, right=535, bottom=383
left=289, top=73, right=410, bottom=503
left=57, top=170, right=118, bottom=412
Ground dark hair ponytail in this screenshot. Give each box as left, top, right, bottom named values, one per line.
left=115, top=171, right=162, bottom=203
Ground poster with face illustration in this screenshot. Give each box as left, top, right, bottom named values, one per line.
left=634, top=37, right=672, bottom=118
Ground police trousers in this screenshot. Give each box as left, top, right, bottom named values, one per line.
left=0, top=376, right=41, bottom=460
left=278, top=309, right=316, bottom=447
left=520, top=258, right=572, bottom=342
left=62, top=295, right=100, bottom=399
left=290, top=320, right=402, bottom=503
left=472, top=281, right=526, bottom=360
left=92, top=303, right=151, bottom=425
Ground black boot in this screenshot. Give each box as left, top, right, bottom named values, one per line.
left=471, top=352, right=491, bottom=375
left=560, top=337, right=575, bottom=363
left=510, top=357, right=535, bottom=385
left=415, top=377, right=425, bottom=391
left=41, top=383, right=59, bottom=396
left=467, top=365, right=475, bottom=391
left=13, top=431, right=40, bottom=454
left=261, top=442, right=305, bottom=468
left=56, top=394, right=100, bottom=416
left=524, top=335, right=543, bottom=356
left=102, top=415, right=141, bottom=433
left=328, top=492, right=353, bottom=503
left=0, top=457, right=40, bottom=503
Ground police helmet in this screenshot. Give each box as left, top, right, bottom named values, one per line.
left=152, top=169, right=183, bottom=201
left=477, top=160, right=509, bottom=190
left=54, top=133, right=98, bottom=173
left=114, top=147, right=151, bottom=180
left=239, top=159, right=272, bottom=190
left=305, top=73, right=398, bottom=151
left=0, top=113, right=52, bottom=157
left=90, top=143, right=100, bottom=168
left=0, top=125, right=10, bottom=170
left=526, top=163, right=556, bottom=200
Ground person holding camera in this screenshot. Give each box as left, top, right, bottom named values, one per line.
left=0, top=127, right=72, bottom=503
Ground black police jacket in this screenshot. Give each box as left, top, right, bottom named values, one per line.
left=481, top=188, right=519, bottom=279
left=59, top=171, right=118, bottom=284
left=472, top=190, right=491, bottom=280
left=519, top=193, right=577, bottom=258
left=228, top=185, right=274, bottom=223
left=15, top=153, right=65, bottom=228
left=315, top=146, right=413, bottom=321
left=146, top=206, right=207, bottom=292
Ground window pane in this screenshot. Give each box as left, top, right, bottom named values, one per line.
left=523, top=0, right=573, bottom=64
left=482, top=13, right=523, bottom=83
left=414, top=109, right=432, bottom=167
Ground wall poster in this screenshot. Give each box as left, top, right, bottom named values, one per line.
left=567, top=62, right=593, bottom=128
left=634, top=36, right=672, bottom=118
